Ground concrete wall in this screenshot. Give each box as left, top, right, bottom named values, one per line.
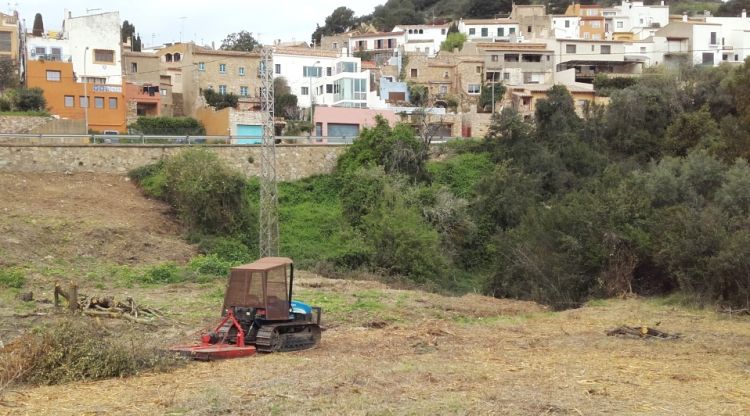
left=0, top=144, right=346, bottom=181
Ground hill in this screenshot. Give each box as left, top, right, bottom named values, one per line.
left=0, top=172, right=748, bottom=415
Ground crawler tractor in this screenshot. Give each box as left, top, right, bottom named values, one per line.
left=171, top=257, right=321, bottom=360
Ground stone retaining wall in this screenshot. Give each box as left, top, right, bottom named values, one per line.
left=0, top=144, right=347, bottom=181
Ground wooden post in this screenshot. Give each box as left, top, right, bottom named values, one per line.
left=69, top=284, right=78, bottom=312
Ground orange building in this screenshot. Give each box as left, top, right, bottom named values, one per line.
left=565, top=4, right=605, bottom=40
left=26, top=60, right=126, bottom=133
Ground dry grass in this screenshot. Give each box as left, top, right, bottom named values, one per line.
left=1, top=275, right=749, bottom=416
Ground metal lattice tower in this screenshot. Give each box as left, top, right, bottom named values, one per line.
left=259, top=47, right=279, bottom=257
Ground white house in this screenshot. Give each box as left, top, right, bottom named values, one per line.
left=458, top=18, right=521, bottom=42
left=551, top=16, right=581, bottom=39
left=392, top=23, right=449, bottom=57
left=706, top=10, right=750, bottom=63
left=26, top=11, right=122, bottom=85
left=272, top=47, right=384, bottom=109
left=654, top=17, right=744, bottom=66
left=603, top=1, right=670, bottom=40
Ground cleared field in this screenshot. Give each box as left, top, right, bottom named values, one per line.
left=1, top=173, right=749, bottom=415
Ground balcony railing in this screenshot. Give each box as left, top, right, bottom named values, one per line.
left=30, top=54, right=71, bottom=62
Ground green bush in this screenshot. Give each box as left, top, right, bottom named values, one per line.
left=162, top=149, right=253, bottom=234
left=428, top=152, right=494, bottom=198
left=15, top=87, right=46, bottom=111
left=189, top=254, right=232, bottom=277
left=203, top=89, right=239, bottom=110
left=0, top=267, right=25, bottom=288
left=141, top=262, right=185, bottom=284
left=128, top=117, right=206, bottom=135
left=199, top=237, right=254, bottom=264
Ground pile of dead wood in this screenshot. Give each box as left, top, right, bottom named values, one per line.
left=606, top=325, right=680, bottom=340
left=54, top=283, right=164, bottom=325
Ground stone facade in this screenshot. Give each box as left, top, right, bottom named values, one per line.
left=0, top=116, right=53, bottom=133
left=0, top=144, right=346, bottom=181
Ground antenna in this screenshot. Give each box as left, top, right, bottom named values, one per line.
left=179, top=16, right=187, bottom=42
left=258, top=46, right=279, bottom=257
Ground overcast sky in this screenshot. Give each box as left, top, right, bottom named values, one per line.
left=14, top=0, right=384, bottom=48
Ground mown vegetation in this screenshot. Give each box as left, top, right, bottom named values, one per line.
left=131, top=61, right=750, bottom=311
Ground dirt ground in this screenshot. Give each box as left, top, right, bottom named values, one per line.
left=1, top=173, right=749, bottom=415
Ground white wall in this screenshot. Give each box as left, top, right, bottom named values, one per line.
left=551, top=17, right=580, bottom=39
left=273, top=54, right=338, bottom=108
left=65, top=12, right=122, bottom=85
left=706, top=15, right=750, bottom=63
left=458, top=20, right=520, bottom=41
left=394, top=25, right=447, bottom=57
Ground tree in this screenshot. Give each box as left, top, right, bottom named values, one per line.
left=371, top=0, right=424, bottom=31
left=717, top=0, right=750, bottom=17
left=273, top=77, right=299, bottom=120
left=32, top=13, right=44, bottom=37
left=440, top=32, right=467, bottom=52
left=479, top=81, right=506, bottom=113
left=203, top=89, right=239, bottom=110
left=121, top=20, right=135, bottom=43
left=312, top=7, right=357, bottom=45
left=463, top=0, right=527, bottom=18
left=220, top=31, right=260, bottom=52
left=0, top=58, right=18, bottom=91
left=534, top=85, right=581, bottom=143
left=15, top=88, right=46, bottom=111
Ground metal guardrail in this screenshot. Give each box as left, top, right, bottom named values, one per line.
left=0, top=134, right=463, bottom=145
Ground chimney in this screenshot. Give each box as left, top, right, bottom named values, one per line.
left=682, top=12, right=688, bottom=22
left=743, top=9, right=747, bottom=19
left=660, top=1, right=664, bottom=5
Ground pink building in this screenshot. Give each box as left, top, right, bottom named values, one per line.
left=313, top=106, right=399, bottom=141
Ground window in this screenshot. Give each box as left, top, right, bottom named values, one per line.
left=504, top=54, right=519, bottom=62
left=565, top=20, right=570, bottom=28
left=34, top=46, right=46, bottom=56
left=198, top=62, right=205, bottom=71
left=240, top=86, right=249, bottom=96
left=239, top=67, right=245, bottom=76
left=326, top=84, right=333, bottom=93
left=327, top=67, right=332, bottom=76
left=509, top=27, right=516, bottom=34
left=491, top=54, right=499, bottom=62
left=79, top=96, right=89, bottom=108
left=165, top=53, right=173, bottom=62
left=425, top=47, right=430, bottom=55
left=481, top=28, right=488, bottom=37
left=467, top=84, right=480, bottom=94
left=522, top=54, right=542, bottom=62
left=469, top=28, right=476, bottom=35
left=109, top=97, right=117, bottom=109
left=566, top=44, right=576, bottom=54
left=410, top=68, right=418, bottom=77
left=93, top=49, right=114, bottom=63
left=94, top=97, right=104, bottom=109
left=476, top=65, right=481, bottom=73
left=303, top=66, right=322, bottom=77
left=46, top=70, right=61, bottom=81
left=301, top=86, right=309, bottom=95
left=439, top=85, right=448, bottom=94
left=527, top=25, right=532, bottom=33
left=161, top=89, right=167, bottom=96
left=617, top=21, right=623, bottom=29
left=64, top=95, right=74, bottom=107
left=219, top=85, right=227, bottom=94
left=584, top=32, right=591, bottom=40
left=275, top=64, right=281, bottom=74
left=219, top=64, right=226, bottom=73
left=337, top=62, right=358, bottom=73
left=592, top=21, right=600, bottom=29
left=498, top=27, right=505, bottom=36
left=710, top=32, right=717, bottom=45
left=600, top=45, right=611, bottom=54
left=702, top=52, right=714, bottom=65
left=443, top=71, right=449, bottom=78
left=503, top=72, right=510, bottom=81
left=639, top=18, right=644, bottom=25
left=640, top=47, right=647, bottom=53
left=441, top=28, right=446, bottom=35
left=130, top=62, right=138, bottom=73
left=174, top=53, right=181, bottom=62
left=333, top=42, right=338, bottom=49
left=0, top=32, right=11, bottom=52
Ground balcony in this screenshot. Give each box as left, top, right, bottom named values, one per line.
left=30, top=53, right=71, bottom=62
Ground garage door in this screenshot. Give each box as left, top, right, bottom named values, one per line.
left=328, top=123, right=359, bottom=138
left=236, top=124, right=263, bottom=144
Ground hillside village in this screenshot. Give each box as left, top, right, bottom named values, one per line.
left=2, top=2, right=750, bottom=138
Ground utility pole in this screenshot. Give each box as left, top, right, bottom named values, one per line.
left=83, top=46, right=89, bottom=133
left=259, top=46, right=279, bottom=257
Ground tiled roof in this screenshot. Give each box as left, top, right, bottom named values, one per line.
left=194, top=46, right=261, bottom=57
left=462, top=18, right=517, bottom=25
left=273, top=47, right=339, bottom=58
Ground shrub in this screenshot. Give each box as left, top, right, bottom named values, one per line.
left=128, top=117, right=206, bottom=135
left=14, top=87, right=46, bottom=111
left=0, top=267, right=25, bottom=288
left=162, top=149, right=253, bottom=234
left=141, top=262, right=185, bottom=284
left=199, top=237, right=254, bottom=264
left=428, top=152, right=494, bottom=198
left=189, top=254, right=232, bottom=277
left=0, top=319, right=182, bottom=387
left=203, top=89, right=239, bottom=110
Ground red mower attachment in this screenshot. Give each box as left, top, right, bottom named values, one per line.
left=170, top=309, right=256, bottom=361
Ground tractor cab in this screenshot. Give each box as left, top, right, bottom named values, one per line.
left=223, top=257, right=295, bottom=321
